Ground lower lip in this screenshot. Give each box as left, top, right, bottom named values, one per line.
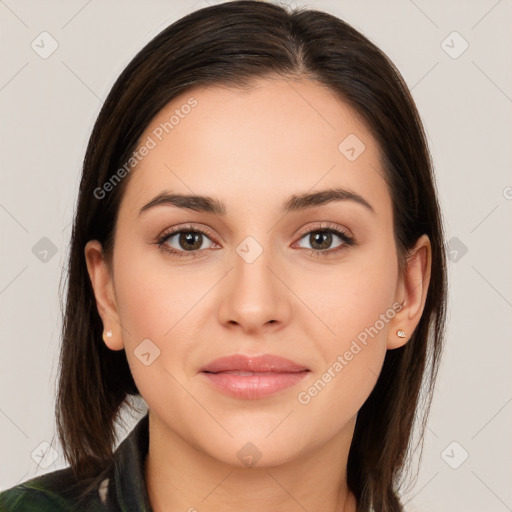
left=201, top=371, right=309, bottom=399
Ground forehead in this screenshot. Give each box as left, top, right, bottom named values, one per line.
left=119, top=77, right=390, bottom=219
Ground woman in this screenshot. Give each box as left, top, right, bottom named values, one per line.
left=0, top=1, right=446, bottom=510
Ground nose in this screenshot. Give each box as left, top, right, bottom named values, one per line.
left=217, top=240, right=291, bottom=335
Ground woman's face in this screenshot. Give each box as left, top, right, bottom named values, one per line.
left=90, top=77, right=415, bottom=467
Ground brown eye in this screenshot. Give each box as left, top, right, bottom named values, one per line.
left=176, top=231, right=204, bottom=251
left=308, top=231, right=333, bottom=250
left=297, top=229, right=351, bottom=252
left=157, top=227, right=217, bottom=256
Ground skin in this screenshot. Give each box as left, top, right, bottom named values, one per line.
left=85, top=76, right=431, bottom=512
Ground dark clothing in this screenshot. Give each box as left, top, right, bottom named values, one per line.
left=0, top=413, right=152, bottom=511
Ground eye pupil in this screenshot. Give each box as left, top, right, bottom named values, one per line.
left=179, top=231, right=202, bottom=250
left=311, top=231, right=332, bottom=250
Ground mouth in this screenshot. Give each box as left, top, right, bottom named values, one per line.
left=203, top=370, right=298, bottom=376
left=200, top=354, right=310, bottom=399
left=200, top=353, right=309, bottom=373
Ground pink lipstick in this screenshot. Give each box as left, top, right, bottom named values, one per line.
left=200, top=354, right=309, bottom=399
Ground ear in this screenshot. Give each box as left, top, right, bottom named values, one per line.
left=84, top=240, right=124, bottom=351
left=387, top=234, right=432, bottom=349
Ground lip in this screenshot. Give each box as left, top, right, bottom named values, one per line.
left=200, top=354, right=310, bottom=399
left=201, top=354, right=308, bottom=373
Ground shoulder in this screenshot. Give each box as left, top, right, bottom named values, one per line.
left=0, top=466, right=107, bottom=512
left=0, top=413, right=150, bottom=511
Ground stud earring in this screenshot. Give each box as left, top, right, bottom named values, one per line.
left=103, top=330, right=113, bottom=342
left=396, top=329, right=406, bottom=338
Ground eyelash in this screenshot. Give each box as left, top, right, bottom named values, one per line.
left=155, top=222, right=355, bottom=259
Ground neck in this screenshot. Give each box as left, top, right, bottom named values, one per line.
left=144, top=411, right=358, bottom=512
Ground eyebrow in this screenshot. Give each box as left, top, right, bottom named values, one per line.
left=138, top=187, right=375, bottom=217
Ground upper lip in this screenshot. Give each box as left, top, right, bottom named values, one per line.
left=200, top=354, right=309, bottom=373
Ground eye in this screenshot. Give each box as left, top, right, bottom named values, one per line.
left=156, top=225, right=217, bottom=258
left=294, top=224, right=354, bottom=256
left=154, top=222, right=354, bottom=259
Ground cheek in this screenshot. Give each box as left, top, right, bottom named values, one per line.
left=113, top=246, right=207, bottom=343
left=112, top=255, right=202, bottom=407
left=111, top=244, right=222, bottom=390
left=299, top=243, right=399, bottom=347
left=293, top=243, right=398, bottom=405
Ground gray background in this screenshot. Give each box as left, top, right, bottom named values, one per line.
left=1, top=0, right=511, bottom=510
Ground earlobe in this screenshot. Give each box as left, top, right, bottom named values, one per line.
left=84, top=240, right=125, bottom=351
left=387, top=234, right=432, bottom=350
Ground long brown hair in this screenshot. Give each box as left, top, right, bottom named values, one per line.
left=56, top=1, right=447, bottom=510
